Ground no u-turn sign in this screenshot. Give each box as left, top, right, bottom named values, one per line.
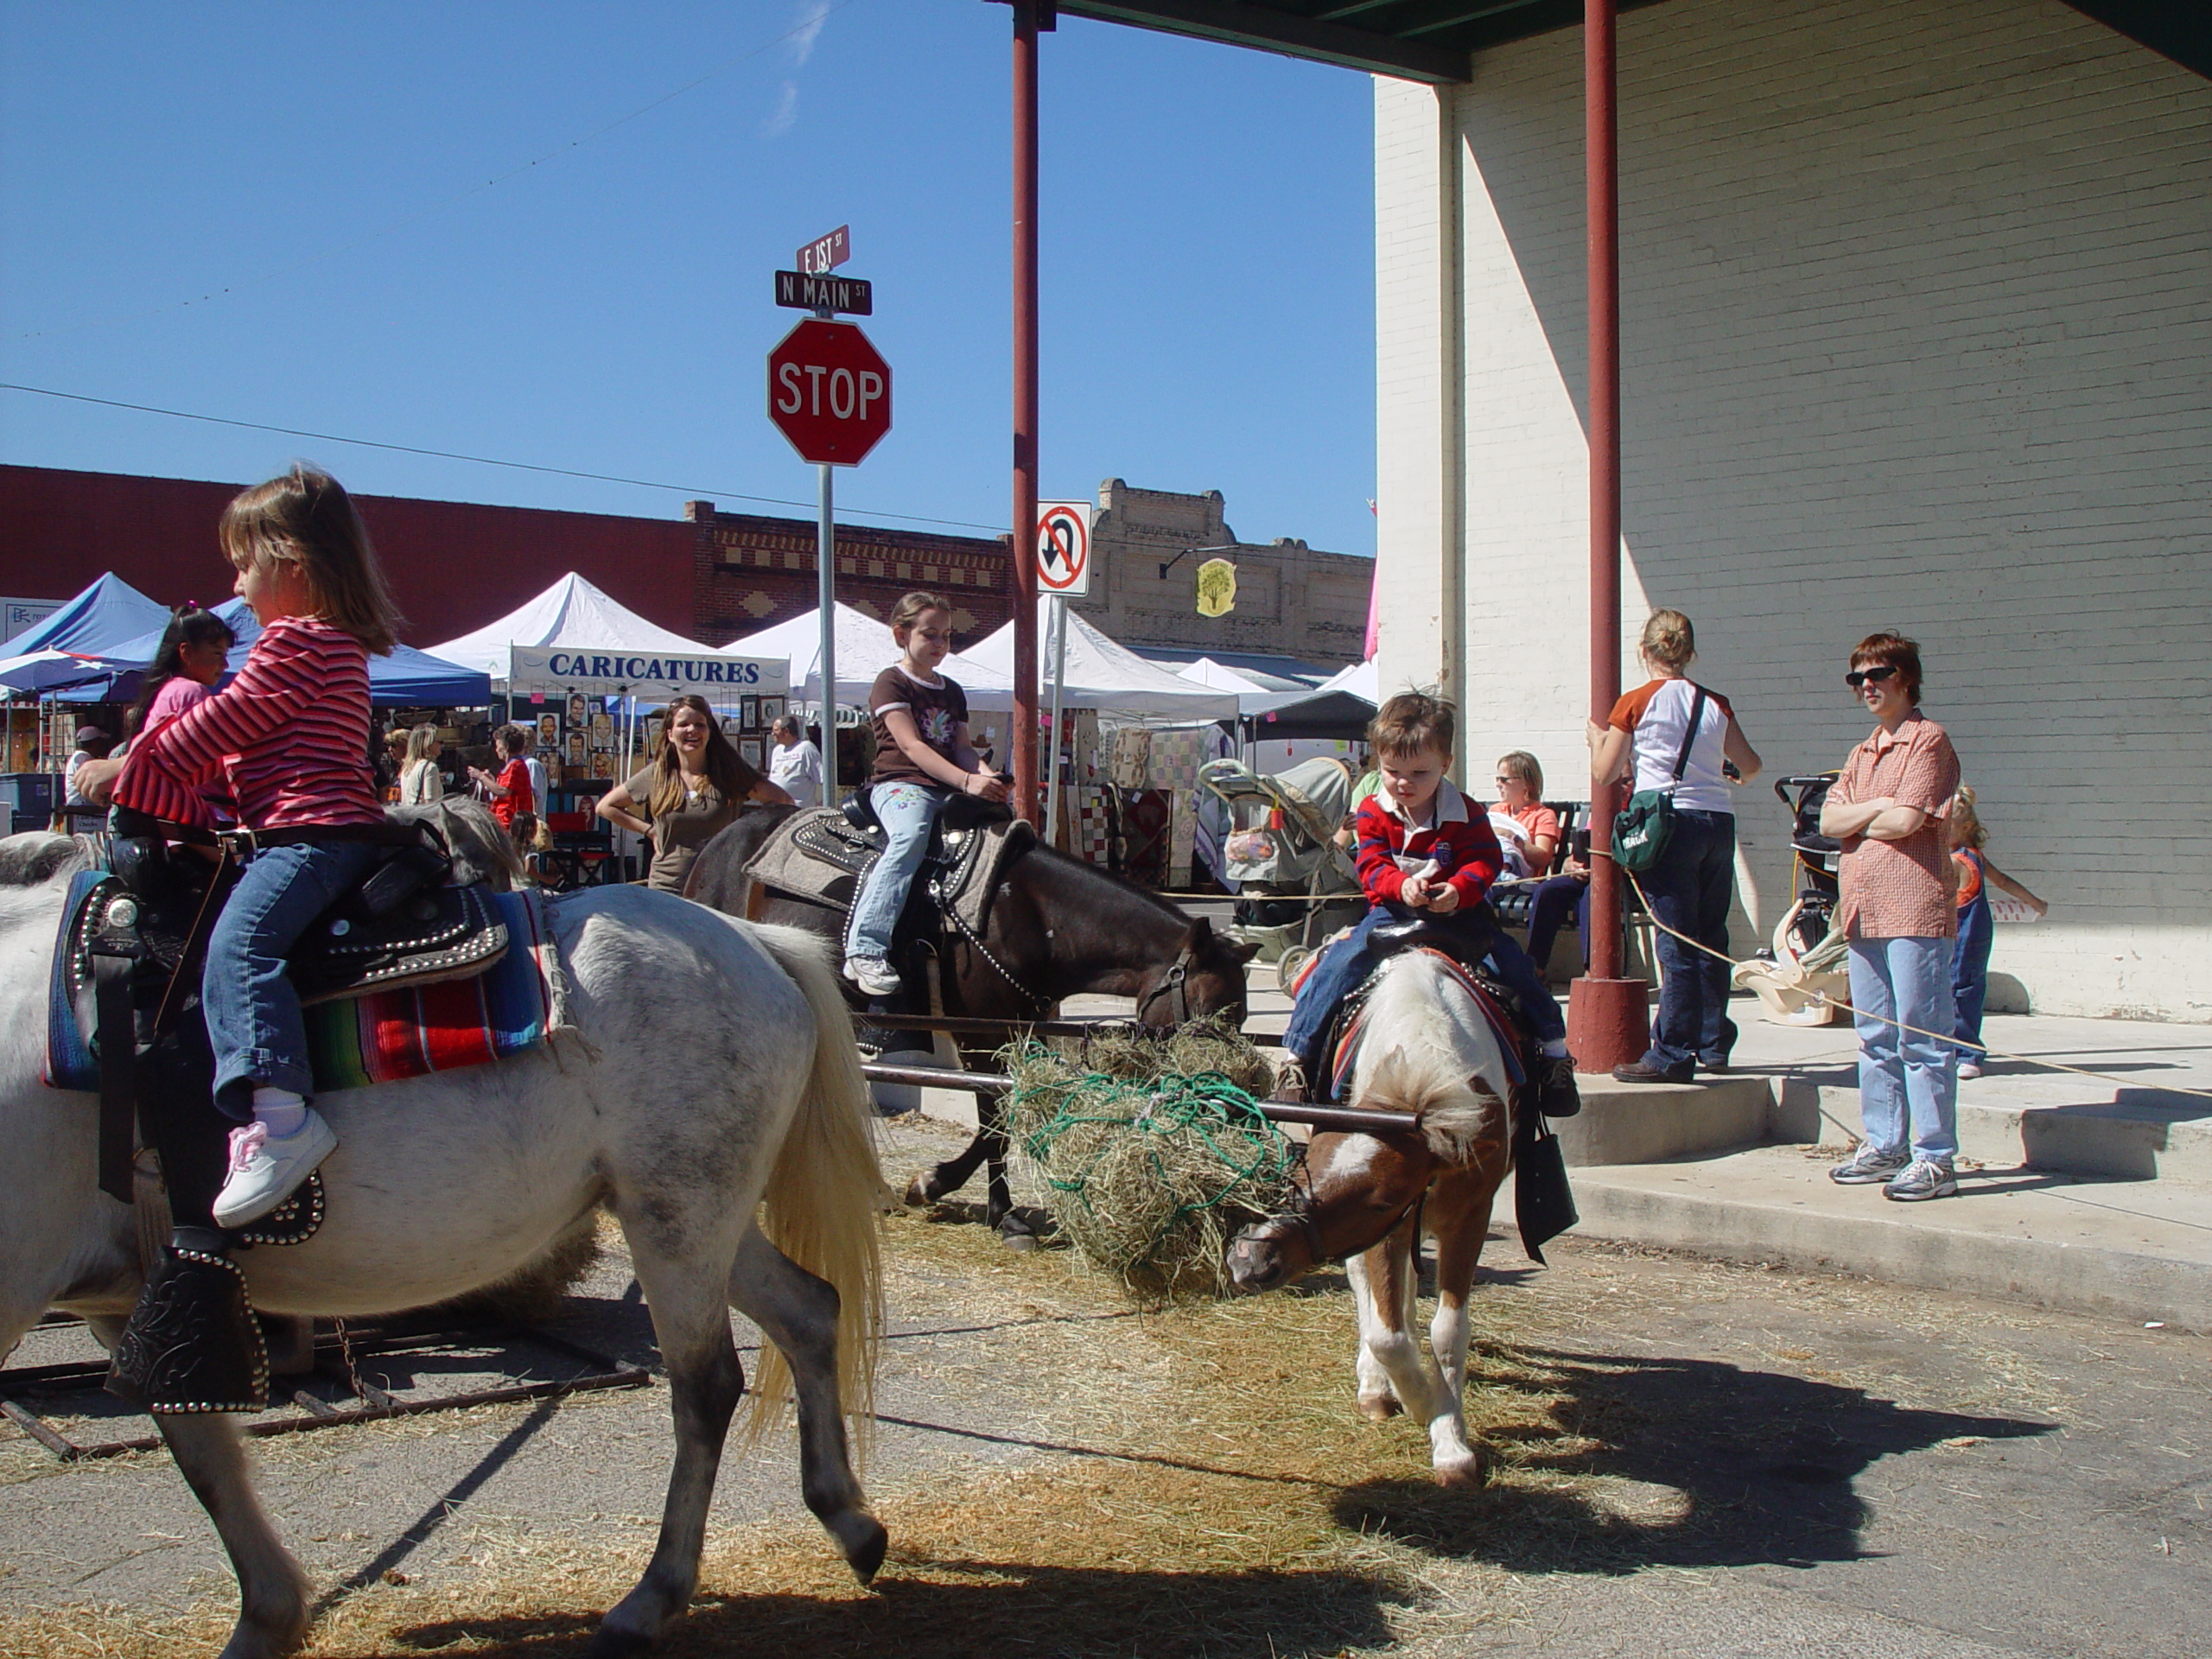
left=1038, top=500, right=1094, bottom=596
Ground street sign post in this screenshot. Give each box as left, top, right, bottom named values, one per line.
left=1034, top=499, right=1094, bottom=843
left=797, top=225, right=849, bottom=275
left=768, top=306, right=893, bottom=804
left=774, top=270, right=873, bottom=315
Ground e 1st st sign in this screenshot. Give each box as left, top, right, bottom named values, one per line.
left=767, top=318, right=893, bottom=467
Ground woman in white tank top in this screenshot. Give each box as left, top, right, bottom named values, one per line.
left=1588, top=609, right=1762, bottom=1084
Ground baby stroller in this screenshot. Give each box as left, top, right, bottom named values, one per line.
left=1196, top=755, right=1367, bottom=981
left=1733, top=772, right=1848, bottom=1025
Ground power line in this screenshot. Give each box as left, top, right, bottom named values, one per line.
left=10, top=0, right=864, bottom=341
left=0, top=382, right=1013, bottom=537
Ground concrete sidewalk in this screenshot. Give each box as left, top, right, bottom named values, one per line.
left=1227, top=974, right=2212, bottom=1328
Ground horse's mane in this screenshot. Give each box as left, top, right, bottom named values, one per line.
left=1348, top=952, right=1514, bottom=1164
left=0, top=833, right=93, bottom=887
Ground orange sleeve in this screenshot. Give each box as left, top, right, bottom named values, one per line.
left=1608, top=681, right=1656, bottom=733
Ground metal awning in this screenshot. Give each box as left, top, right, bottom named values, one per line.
left=1057, top=0, right=1667, bottom=84
left=1057, top=1, right=2209, bottom=85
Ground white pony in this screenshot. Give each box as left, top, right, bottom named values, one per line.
left=1226, top=949, right=1519, bottom=1484
left=0, top=827, right=886, bottom=1658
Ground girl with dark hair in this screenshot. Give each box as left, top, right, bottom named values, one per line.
left=124, top=604, right=237, bottom=741
left=596, top=695, right=792, bottom=892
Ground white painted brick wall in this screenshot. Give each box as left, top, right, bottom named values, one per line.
left=1376, top=0, right=2212, bottom=1020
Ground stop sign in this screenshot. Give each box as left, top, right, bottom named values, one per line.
left=767, top=318, right=892, bottom=466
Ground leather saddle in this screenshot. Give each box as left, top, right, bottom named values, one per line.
left=98, top=810, right=508, bottom=1006
left=1366, top=905, right=1501, bottom=978
left=742, top=789, right=1029, bottom=936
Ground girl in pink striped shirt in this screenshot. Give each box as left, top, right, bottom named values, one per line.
left=112, top=466, right=404, bottom=1228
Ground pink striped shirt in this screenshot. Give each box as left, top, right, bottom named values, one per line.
left=114, top=615, right=383, bottom=831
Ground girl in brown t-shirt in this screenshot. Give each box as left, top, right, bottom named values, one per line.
left=843, top=592, right=1008, bottom=996
left=596, top=695, right=791, bottom=893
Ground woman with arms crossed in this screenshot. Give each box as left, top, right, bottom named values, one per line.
left=1820, top=633, right=1964, bottom=1201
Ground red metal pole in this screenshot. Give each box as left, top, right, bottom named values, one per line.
left=1567, top=0, right=1649, bottom=1072
left=1009, top=1, right=1042, bottom=823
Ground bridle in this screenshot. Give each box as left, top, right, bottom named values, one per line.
left=1234, top=1139, right=1430, bottom=1272
left=1132, top=940, right=1202, bottom=1027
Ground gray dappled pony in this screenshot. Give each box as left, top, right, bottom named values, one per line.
left=0, top=813, right=887, bottom=1657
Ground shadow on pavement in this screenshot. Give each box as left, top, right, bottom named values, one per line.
left=1332, top=1344, right=2054, bottom=1574
left=385, top=1560, right=1407, bottom=1658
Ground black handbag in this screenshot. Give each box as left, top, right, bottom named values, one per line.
left=1515, top=1100, right=1578, bottom=1265
left=1610, top=683, right=1708, bottom=874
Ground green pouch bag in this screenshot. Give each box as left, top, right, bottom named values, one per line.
left=1609, top=684, right=1707, bottom=874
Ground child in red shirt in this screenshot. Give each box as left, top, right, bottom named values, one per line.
left=110, top=467, right=404, bottom=1231
left=470, top=725, right=535, bottom=830
left=1279, top=693, right=1578, bottom=1116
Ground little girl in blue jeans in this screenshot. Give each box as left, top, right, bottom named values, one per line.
left=111, top=465, right=406, bottom=1229
left=842, top=592, right=1007, bottom=997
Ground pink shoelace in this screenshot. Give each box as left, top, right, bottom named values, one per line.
left=226, top=1121, right=270, bottom=1175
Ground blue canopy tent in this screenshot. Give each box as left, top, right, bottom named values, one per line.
left=3, top=574, right=169, bottom=656
left=84, top=600, right=491, bottom=707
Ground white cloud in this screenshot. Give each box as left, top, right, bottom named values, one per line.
left=790, top=0, right=832, bottom=67
left=764, top=79, right=800, bottom=137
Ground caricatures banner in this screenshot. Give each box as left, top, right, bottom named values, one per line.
left=506, top=646, right=786, bottom=700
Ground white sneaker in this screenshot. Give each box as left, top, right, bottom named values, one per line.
left=842, top=956, right=902, bottom=998
left=213, top=1111, right=339, bottom=1230
left=1957, top=1061, right=1983, bottom=1080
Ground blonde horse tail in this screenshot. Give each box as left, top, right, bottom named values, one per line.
left=743, top=925, right=884, bottom=1451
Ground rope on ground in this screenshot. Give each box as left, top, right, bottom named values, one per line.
left=1593, top=848, right=2212, bottom=1103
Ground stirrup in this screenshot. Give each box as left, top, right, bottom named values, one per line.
left=106, top=1235, right=269, bottom=1414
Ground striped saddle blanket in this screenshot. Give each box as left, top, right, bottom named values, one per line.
left=48, top=880, right=567, bottom=1096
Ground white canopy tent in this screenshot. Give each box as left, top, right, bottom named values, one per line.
left=722, top=602, right=1017, bottom=713
left=1174, top=656, right=1275, bottom=697
left=1314, top=656, right=1380, bottom=702
left=952, top=601, right=1240, bottom=721
left=423, top=574, right=716, bottom=685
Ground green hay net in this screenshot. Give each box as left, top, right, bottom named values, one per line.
left=1002, top=1020, right=1299, bottom=1302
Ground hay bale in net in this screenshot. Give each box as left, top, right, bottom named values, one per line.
left=1002, top=1018, right=1296, bottom=1302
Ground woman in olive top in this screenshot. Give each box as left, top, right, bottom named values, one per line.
left=596, top=694, right=792, bottom=893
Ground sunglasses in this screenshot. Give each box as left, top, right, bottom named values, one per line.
left=1845, top=664, right=1899, bottom=689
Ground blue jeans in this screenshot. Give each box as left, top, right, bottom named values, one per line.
left=1638, top=809, right=1738, bottom=1072
left=1524, top=874, right=1591, bottom=976
left=1848, top=935, right=1958, bottom=1164
left=1952, top=893, right=1992, bottom=1052
left=1281, top=903, right=1565, bottom=1076
left=845, top=782, right=948, bottom=961
left=204, top=838, right=379, bottom=1121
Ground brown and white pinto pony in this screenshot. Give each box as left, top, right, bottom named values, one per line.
left=1226, top=950, right=1518, bottom=1485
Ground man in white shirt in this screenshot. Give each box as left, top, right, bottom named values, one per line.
left=524, top=751, right=551, bottom=818
left=766, top=715, right=823, bottom=809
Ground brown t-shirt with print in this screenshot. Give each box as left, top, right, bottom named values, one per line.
left=622, top=762, right=756, bottom=893
left=868, top=665, right=968, bottom=788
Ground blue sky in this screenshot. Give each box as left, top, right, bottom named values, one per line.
left=2, top=2, right=1377, bottom=556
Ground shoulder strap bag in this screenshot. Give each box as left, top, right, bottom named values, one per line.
left=1610, top=683, right=1709, bottom=874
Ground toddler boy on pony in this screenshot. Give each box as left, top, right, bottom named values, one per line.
left=1278, top=692, right=1580, bottom=1119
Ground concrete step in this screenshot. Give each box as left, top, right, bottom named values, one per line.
left=1770, top=1077, right=2212, bottom=1186
left=1552, top=1076, right=1775, bottom=1166
left=1547, top=1143, right=2212, bottom=1329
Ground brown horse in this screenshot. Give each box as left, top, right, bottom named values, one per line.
left=1224, top=950, right=1518, bottom=1485
left=686, top=805, right=1256, bottom=1231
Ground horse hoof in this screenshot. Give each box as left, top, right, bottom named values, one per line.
left=903, top=1173, right=942, bottom=1208
left=844, top=1516, right=890, bottom=1586
left=1433, top=1451, right=1489, bottom=1489
left=1358, top=1394, right=1402, bottom=1422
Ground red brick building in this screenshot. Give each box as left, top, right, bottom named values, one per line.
left=3, top=465, right=1013, bottom=650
